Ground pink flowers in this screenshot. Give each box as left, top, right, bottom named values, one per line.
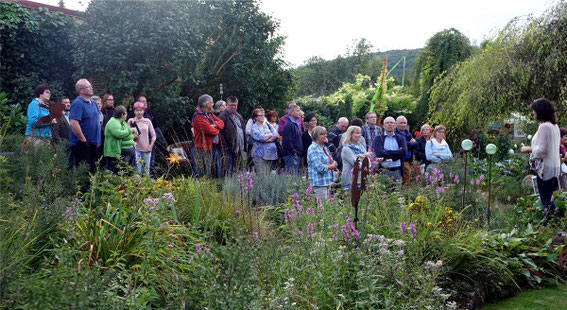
left=234, top=209, right=241, bottom=215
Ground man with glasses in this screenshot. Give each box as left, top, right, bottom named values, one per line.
left=218, top=95, right=247, bottom=176
left=373, top=116, right=407, bottom=181
left=361, top=111, right=382, bottom=151
left=69, top=79, right=100, bottom=172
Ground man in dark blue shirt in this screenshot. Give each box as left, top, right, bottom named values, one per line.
left=282, top=104, right=303, bottom=175
left=69, top=79, right=100, bottom=172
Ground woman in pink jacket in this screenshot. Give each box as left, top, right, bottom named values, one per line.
left=128, top=101, right=156, bottom=176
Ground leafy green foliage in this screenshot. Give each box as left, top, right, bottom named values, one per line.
left=293, top=38, right=420, bottom=98
left=412, top=28, right=474, bottom=124
left=0, top=2, right=77, bottom=103
left=73, top=0, right=293, bottom=135
left=429, top=2, right=567, bottom=138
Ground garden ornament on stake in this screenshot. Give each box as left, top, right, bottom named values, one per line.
left=350, top=156, right=370, bottom=229
left=461, top=139, right=473, bottom=209
left=485, top=143, right=497, bottom=229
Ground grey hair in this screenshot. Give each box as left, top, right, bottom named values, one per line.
left=366, top=111, right=377, bottom=119
left=396, top=115, right=407, bottom=123
left=214, top=100, right=226, bottom=111
left=75, top=78, right=89, bottom=93
left=312, top=126, right=327, bottom=143
left=287, top=104, right=299, bottom=115
left=91, top=95, right=101, bottom=102
left=113, top=105, right=127, bottom=118
left=198, top=94, right=213, bottom=108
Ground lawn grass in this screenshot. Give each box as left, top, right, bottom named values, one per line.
left=481, top=285, right=567, bottom=310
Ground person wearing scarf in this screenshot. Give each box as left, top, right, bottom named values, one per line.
left=341, top=126, right=371, bottom=190
left=425, top=125, right=453, bottom=166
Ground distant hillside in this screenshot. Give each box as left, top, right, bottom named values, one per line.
left=373, top=49, right=422, bottom=83
left=292, top=48, right=421, bottom=97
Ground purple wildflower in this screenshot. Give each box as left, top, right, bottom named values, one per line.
left=454, top=175, right=460, bottom=184
left=65, top=206, right=73, bottom=219
left=332, top=234, right=338, bottom=241
left=195, top=243, right=202, bottom=255
left=293, top=230, right=304, bottom=237
left=409, top=223, right=417, bottom=238
left=307, top=222, right=313, bottom=239
left=245, top=171, right=253, bottom=191
left=162, top=192, right=175, bottom=202
left=305, top=184, right=313, bottom=199
left=479, top=174, right=485, bottom=180
left=144, top=197, right=160, bottom=209
left=205, top=247, right=211, bottom=254
left=234, top=209, right=241, bottom=215
left=470, top=179, right=474, bottom=186
left=341, top=225, right=350, bottom=243
left=400, top=222, right=407, bottom=233
left=435, top=187, right=446, bottom=195
left=252, top=232, right=259, bottom=239
left=476, top=178, right=481, bottom=186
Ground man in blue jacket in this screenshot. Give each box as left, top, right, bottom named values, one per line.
left=282, top=104, right=303, bottom=175
left=396, top=115, right=418, bottom=185
left=373, top=117, right=407, bottom=181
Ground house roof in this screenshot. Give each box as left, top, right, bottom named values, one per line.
left=14, top=0, right=82, bottom=18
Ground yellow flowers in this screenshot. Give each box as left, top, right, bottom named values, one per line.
left=118, top=189, right=125, bottom=194
left=167, top=153, right=180, bottom=164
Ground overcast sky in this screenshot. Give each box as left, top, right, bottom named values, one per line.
left=37, top=0, right=554, bottom=66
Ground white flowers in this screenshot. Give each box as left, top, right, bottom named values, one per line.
left=508, top=149, right=514, bottom=155
left=527, top=134, right=532, bottom=140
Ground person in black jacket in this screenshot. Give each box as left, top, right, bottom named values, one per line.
left=301, top=113, right=317, bottom=172
left=414, top=124, right=432, bottom=173
left=373, top=116, right=407, bottom=181
left=395, top=115, right=418, bottom=185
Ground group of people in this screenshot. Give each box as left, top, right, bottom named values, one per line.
left=24, top=80, right=560, bottom=222
left=24, top=79, right=162, bottom=177
left=190, top=96, right=454, bottom=200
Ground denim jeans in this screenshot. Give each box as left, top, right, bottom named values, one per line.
left=135, top=151, right=151, bottom=176
left=313, top=186, right=329, bottom=201
left=212, top=144, right=221, bottom=178
left=536, top=176, right=558, bottom=226
left=283, top=155, right=300, bottom=175
left=225, top=150, right=243, bottom=176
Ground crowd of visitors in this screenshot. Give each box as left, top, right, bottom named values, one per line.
left=23, top=80, right=563, bottom=212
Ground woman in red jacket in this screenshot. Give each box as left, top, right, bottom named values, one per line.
left=192, top=94, right=224, bottom=177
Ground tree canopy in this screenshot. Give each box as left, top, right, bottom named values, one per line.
left=73, top=0, right=293, bottom=133
left=412, top=28, right=473, bottom=123
left=0, top=2, right=76, bottom=103
left=428, top=2, right=567, bottom=138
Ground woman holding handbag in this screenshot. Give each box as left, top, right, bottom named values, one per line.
left=250, top=108, right=279, bottom=174
left=24, top=84, right=56, bottom=146
left=521, top=98, right=561, bottom=225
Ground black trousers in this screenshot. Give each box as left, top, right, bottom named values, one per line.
left=71, top=141, right=98, bottom=173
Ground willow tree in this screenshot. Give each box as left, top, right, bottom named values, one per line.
left=412, top=28, right=473, bottom=124
left=428, top=1, right=566, bottom=138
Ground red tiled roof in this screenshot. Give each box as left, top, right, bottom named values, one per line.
left=14, top=0, right=81, bottom=17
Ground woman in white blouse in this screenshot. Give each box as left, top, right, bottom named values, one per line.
left=521, top=98, right=560, bottom=225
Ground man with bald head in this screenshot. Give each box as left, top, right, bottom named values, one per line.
left=328, top=117, right=349, bottom=151
left=69, top=79, right=100, bottom=172
left=373, top=116, right=407, bottom=181
left=395, top=115, right=418, bottom=184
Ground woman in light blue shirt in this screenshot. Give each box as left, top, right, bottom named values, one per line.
left=250, top=108, right=279, bottom=174
left=425, top=125, right=453, bottom=165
